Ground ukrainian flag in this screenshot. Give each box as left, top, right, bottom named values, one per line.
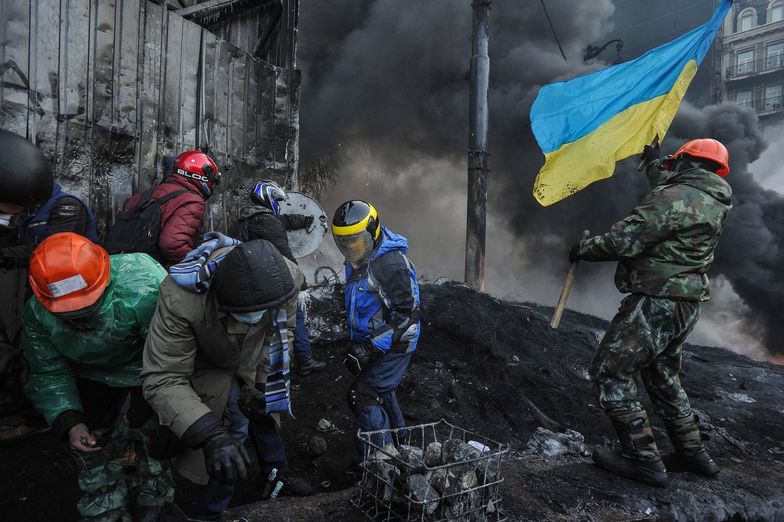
left=530, top=0, right=732, bottom=207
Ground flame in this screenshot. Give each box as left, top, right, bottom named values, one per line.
left=767, top=355, right=784, bottom=366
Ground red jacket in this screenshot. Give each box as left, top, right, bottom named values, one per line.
left=124, top=176, right=206, bottom=267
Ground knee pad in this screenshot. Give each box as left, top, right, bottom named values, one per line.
left=346, top=382, right=383, bottom=417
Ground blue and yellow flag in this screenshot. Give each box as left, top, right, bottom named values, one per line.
left=530, top=0, right=732, bottom=206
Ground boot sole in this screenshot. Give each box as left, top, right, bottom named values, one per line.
left=593, top=451, right=669, bottom=487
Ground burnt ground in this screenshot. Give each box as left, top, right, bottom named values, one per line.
left=2, top=281, right=784, bottom=521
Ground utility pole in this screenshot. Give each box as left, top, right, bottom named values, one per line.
left=465, top=0, right=491, bottom=291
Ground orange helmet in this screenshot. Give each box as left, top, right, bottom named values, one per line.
left=29, top=233, right=111, bottom=313
left=663, top=138, right=730, bottom=176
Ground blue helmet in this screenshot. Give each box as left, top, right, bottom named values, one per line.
left=251, top=180, right=288, bottom=216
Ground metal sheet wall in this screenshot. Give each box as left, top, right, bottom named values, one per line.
left=0, top=0, right=300, bottom=236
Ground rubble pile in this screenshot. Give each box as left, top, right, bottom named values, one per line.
left=3, top=281, right=784, bottom=521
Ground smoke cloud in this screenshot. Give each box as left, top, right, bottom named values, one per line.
left=298, top=1, right=784, bottom=356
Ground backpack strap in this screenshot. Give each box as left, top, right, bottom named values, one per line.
left=138, top=189, right=189, bottom=210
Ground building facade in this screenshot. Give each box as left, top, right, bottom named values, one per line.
left=720, top=0, right=784, bottom=128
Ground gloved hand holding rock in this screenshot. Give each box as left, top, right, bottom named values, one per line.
left=343, top=343, right=382, bottom=375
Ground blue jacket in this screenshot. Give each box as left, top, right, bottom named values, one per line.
left=344, top=227, right=420, bottom=353
left=18, top=183, right=97, bottom=246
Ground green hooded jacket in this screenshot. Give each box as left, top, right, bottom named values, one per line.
left=21, top=253, right=166, bottom=433
left=577, top=167, right=733, bottom=302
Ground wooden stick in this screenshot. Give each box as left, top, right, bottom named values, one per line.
left=550, top=230, right=591, bottom=330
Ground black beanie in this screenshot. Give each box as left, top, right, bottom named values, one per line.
left=212, top=240, right=297, bottom=312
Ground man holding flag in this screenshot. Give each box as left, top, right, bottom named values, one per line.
left=572, top=139, right=732, bottom=486
left=530, top=1, right=736, bottom=486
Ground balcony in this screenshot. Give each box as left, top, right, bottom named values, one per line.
left=726, top=55, right=784, bottom=80
left=737, top=93, right=784, bottom=114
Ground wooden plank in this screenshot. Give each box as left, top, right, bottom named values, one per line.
left=137, top=0, right=164, bottom=190
left=0, top=0, right=31, bottom=135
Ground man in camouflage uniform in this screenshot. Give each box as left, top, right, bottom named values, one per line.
left=570, top=138, right=732, bottom=486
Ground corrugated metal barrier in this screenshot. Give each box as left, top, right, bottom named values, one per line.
left=0, top=0, right=300, bottom=235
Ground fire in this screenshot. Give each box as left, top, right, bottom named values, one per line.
left=767, top=355, right=784, bottom=366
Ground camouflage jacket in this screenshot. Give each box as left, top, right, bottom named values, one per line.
left=577, top=167, right=732, bottom=302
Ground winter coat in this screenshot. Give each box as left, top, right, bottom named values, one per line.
left=344, top=227, right=420, bottom=353
left=141, top=249, right=303, bottom=484
left=20, top=253, right=166, bottom=437
left=124, top=176, right=206, bottom=267
left=232, top=205, right=310, bottom=263
left=577, top=167, right=733, bottom=302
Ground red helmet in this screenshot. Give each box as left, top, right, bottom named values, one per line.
left=173, top=150, right=221, bottom=198
left=29, top=233, right=111, bottom=314
left=662, top=138, right=729, bottom=176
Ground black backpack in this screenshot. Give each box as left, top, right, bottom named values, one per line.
left=104, top=189, right=187, bottom=262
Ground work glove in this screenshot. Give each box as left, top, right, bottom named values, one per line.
left=640, top=140, right=661, bottom=169
left=568, top=242, right=583, bottom=263
left=182, top=412, right=251, bottom=485
left=303, top=215, right=315, bottom=228
left=238, top=384, right=269, bottom=422
left=202, top=431, right=251, bottom=485
left=343, top=343, right=382, bottom=375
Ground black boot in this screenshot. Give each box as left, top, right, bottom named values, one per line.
left=297, top=357, right=326, bottom=376
left=663, top=412, right=719, bottom=476
left=593, top=410, right=669, bottom=487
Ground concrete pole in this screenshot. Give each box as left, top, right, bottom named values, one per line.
left=465, top=0, right=491, bottom=291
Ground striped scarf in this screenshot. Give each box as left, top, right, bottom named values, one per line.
left=169, top=232, right=240, bottom=293
left=260, top=308, right=292, bottom=416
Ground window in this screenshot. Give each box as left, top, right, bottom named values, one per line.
left=736, top=90, right=753, bottom=107
left=771, top=4, right=784, bottom=23
left=737, top=50, right=755, bottom=74
left=765, top=85, right=782, bottom=110
left=767, top=42, right=784, bottom=69
left=739, top=11, right=754, bottom=31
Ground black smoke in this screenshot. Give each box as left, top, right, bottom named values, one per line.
left=298, top=1, right=784, bottom=354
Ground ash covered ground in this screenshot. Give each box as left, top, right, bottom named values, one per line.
left=2, top=282, right=783, bottom=521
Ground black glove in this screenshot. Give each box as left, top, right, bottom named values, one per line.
left=238, top=384, right=269, bottom=422
left=203, top=431, right=251, bottom=485
left=343, top=343, right=381, bottom=375
left=640, top=141, right=661, bottom=169
left=568, top=242, right=582, bottom=263
left=303, top=215, right=314, bottom=228
left=182, top=412, right=250, bottom=485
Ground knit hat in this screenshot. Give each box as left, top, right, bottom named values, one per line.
left=212, top=239, right=297, bottom=312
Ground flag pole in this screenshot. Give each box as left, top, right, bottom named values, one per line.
left=465, top=0, right=491, bottom=291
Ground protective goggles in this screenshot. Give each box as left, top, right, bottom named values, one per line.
left=333, top=230, right=374, bottom=264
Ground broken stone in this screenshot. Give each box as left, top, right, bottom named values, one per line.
left=306, top=435, right=327, bottom=457
left=459, top=467, right=478, bottom=489
left=424, top=441, right=442, bottom=467
left=525, top=427, right=589, bottom=458
left=399, top=444, right=426, bottom=472
left=365, top=459, right=400, bottom=503
left=369, top=442, right=400, bottom=461
left=406, top=474, right=439, bottom=515
left=475, top=457, right=501, bottom=485
left=442, top=438, right=480, bottom=464
left=316, top=418, right=336, bottom=432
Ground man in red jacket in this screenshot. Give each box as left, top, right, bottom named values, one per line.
left=123, top=150, right=220, bottom=267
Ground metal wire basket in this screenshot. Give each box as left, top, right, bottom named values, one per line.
left=351, top=419, right=508, bottom=521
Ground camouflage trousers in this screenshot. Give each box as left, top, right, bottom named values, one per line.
left=72, top=415, right=174, bottom=521
left=590, top=294, right=700, bottom=419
